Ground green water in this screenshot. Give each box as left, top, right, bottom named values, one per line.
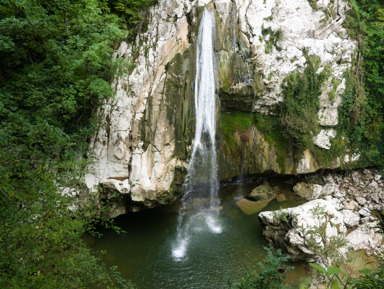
left=89, top=180, right=305, bottom=289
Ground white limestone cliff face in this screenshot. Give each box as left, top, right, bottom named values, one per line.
left=89, top=0, right=193, bottom=214
left=89, top=0, right=356, bottom=214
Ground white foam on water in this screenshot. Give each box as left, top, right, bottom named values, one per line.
left=172, top=237, right=189, bottom=261
left=205, top=214, right=223, bottom=234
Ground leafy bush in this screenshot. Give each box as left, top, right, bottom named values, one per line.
left=104, top=0, right=157, bottom=37
left=279, top=55, right=328, bottom=153
left=227, top=244, right=294, bottom=289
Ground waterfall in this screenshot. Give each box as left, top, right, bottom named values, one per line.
left=172, top=8, right=222, bottom=261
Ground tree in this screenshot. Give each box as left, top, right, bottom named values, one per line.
left=0, top=0, right=136, bottom=287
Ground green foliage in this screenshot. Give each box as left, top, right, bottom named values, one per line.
left=256, top=55, right=330, bottom=162
left=279, top=55, right=326, bottom=153
left=261, top=25, right=282, bottom=53
left=0, top=0, right=134, bottom=287
left=103, top=0, right=157, bottom=38
left=0, top=162, right=133, bottom=288
left=309, top=263, right=345, bottom=289
left=340, top=0, right=384, bottom=166
left=272, top=207, right=297, bottom=224
left=304, top=205, right=384, bottom=289
left=352, top=265, right=384, bottom=288
left=227, top=244, right=294, bottom=289
left=309, top=255, right=384, bottom=289
left=328, top=78, right=341, bottom=101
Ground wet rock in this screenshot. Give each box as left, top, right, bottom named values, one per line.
left=323, top=183, right=340, bottom=197
left=102, top=179, right=131, bottom=195
left=276, top=193, right=288, bottom=203
left=351, top=171, right=362, bottom=184
left=236, top=197, right=274, bottom=215
left=249, top=181, right=274, bottom=200
left=369, top=181, right=379, bottom=189
left=293, top=182, right=323, bottom=200
left=346, top=224, right=383, bottom=252
left=313, top=129, right=337, bottom=150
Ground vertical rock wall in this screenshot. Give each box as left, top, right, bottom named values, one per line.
left=88, top=0, right=357, bottom=215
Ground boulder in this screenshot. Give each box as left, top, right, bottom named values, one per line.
left=355, top=197, right=367, bottom=206
left=341, top=210, right=360, bottom=228
left=248, top=181, right=274, bottom=200
left=346, top=224, right=383, bottom=253
left=236, top=197, right=274, bottom=215
left=259, top=198, right=347, bottom=262
left=293, top=182, right=323, bottom=200
left=343, top=200, right=359, bottom=211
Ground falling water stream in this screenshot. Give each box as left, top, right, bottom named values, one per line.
left=172, top=8, right=222, bottom=261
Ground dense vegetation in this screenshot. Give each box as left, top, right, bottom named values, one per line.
left=254, top=0, right=384, bottom=169
left=0, top=0, right=152, bottom=287
left=340, top=0, right=384, bottom=166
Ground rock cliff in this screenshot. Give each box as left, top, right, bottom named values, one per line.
left=88, top=0, right=357, bottom=215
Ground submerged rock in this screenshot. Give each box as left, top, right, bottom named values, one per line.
left=236, top=195, right=275, bottom=215
left=293, top=182, right=323, bottom=200
left=248, top=181, right=275, bottom=200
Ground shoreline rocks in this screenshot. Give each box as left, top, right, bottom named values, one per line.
left=259, top=168, right=384, bottom=263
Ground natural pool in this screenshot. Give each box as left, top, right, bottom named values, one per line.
left=88, top=179, right=307, bottom=289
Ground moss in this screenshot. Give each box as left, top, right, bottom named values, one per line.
left=254, top=114, right=289, bottom=173
left=220, top=112, right=255, bottom=150
left=275, top=54, right=330, bottom=160
left=261, top=25, right=282, bottom=53
left=221, top=112, right=290, bottom=173
left=329, top=78, right=341, bottom=101
left=308, top=0, right=318, bottom=11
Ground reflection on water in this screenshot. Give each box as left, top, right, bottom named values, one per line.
left=89, top=180, right=306, bottom=289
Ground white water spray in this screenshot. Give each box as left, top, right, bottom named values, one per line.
left=172, top=8, right=222, bottom=261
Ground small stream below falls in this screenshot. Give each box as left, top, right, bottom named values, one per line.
left=88, top=179, right=308, bottom=289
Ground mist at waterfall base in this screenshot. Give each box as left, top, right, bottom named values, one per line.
left=172, top=8, right=222, bottom=261
left=88, top=182, right=306, bottom=289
